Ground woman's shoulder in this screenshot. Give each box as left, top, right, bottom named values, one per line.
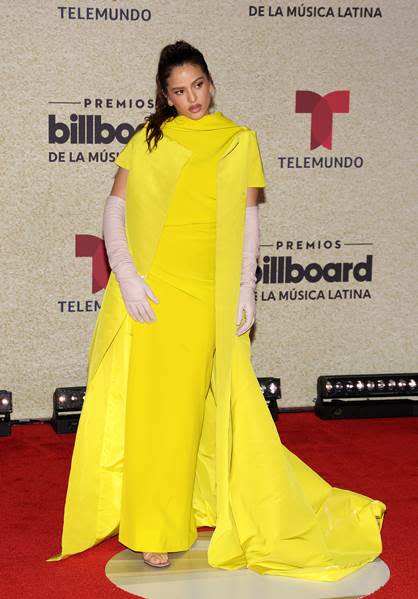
left=118, top=123, right=149, bottom=156
left=231, top=123, right=260, bottom=147
left=232, top=124, right=259, bottom=147
left=236, top=122, right=259, bottom=137
left=129, top=122, right=148, bottom=144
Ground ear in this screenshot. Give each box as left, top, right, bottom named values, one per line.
left=164, top=92, right=173, bottom=106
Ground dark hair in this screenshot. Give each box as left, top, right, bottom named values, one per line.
left=134, top=40, right=215, bottom=152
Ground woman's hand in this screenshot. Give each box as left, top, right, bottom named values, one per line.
left=236, top=285, right=256, bottom=335
left=103, top=193, right=159, bottom=323
left=118, top=274, right=159, bottom=323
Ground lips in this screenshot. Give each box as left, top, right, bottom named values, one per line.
left=189, top=104, right=202, bottom=112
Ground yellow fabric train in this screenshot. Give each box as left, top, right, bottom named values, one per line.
left=48, top=120, right=386, bottom=581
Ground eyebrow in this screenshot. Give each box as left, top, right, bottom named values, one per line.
left=170, top=76, right=204, bottom=91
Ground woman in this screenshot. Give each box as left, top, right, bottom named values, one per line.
left=48, top=41, right=386, bottom=579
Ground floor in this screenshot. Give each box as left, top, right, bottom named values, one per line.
left=106, top=530, right=390, bottom=598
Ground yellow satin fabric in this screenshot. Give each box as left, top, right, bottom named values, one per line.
left=47, top=112, right=386, bottom=581
left=119, top=115, right=222, bottom=548
left=118, top=114, right=236, bottom=549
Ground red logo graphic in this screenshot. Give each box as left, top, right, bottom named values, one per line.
left=75, top=235, right=110, bottom=293
left=295, top=91, right=350, bottom=150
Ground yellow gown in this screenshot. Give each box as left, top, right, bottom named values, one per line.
left=118, top=113, right=245, bottom=551
left=48, top=111, right=386, bottom=581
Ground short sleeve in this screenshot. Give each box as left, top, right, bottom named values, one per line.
left=247, top=130, right=266, bottom=188
left=114, top=136, right=134, bottom=170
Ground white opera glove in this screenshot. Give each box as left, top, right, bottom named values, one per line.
left=103, top=194, right=159, bottom=323
left=236, top=205, right=259, bottom=336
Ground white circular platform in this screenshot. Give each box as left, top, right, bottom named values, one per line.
left=106, top=530, right=390, bottom=599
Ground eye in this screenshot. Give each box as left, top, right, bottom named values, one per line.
left=174, top=81, right=203, bottom=95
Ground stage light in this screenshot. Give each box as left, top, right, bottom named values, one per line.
left=258, top=377, right=281, bottom=420
left=315, top=372, right=418, bottom=419
left=51, top=387, right=86, bottom=434
left=0, top=390, right=12, bottom=436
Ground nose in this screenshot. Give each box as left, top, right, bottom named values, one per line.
left=187, top=89, right=197, bottom=103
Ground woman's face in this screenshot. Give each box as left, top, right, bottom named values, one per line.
left=165, top=63, right=214, bottom=119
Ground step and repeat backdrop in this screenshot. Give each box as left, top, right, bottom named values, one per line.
left=1, top=1, right=417, bottom=419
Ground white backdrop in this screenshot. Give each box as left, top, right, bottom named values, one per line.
left=1, top=0, right=417, bottom=419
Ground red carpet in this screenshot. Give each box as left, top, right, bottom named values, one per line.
left=1, top=413, right=417, bottom=598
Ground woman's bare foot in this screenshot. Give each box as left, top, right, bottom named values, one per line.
left=143, top=551, right=170, bottom=568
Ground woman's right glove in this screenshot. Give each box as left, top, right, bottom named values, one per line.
left=103, top=194, right=159, bottom=323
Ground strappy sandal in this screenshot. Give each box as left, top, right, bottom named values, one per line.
left=143, top=551, right=170, bottom=568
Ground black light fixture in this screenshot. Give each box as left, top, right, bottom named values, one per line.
left=51, top=387, right=86, bottom=433
left=258, top=377, right=281, bottom=420
left=315, top=372, right=418, bottom=419
left=0, top=390, right=13, bottom=436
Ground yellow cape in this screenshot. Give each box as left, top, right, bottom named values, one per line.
left=48, top=121, right=385, bottom=581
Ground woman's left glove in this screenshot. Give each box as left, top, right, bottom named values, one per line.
left=236, top=205, right=259, bottom=336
